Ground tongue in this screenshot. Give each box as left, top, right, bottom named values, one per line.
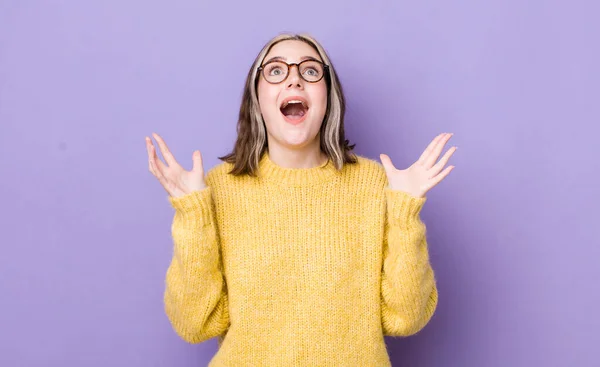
left=281, top=104, right=306, bottom=119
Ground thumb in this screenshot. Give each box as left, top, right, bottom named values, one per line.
left=191, top=150, right=204, bottom=173
left=379, top=153, right=395, bottom=173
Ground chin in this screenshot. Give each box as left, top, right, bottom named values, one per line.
left=265, top=111, right=324, bottom=147
left=274, top=128, right=319, bottom=148
left=278, top=132, right=314, bottom=148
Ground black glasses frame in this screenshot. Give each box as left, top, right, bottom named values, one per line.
left=257, top=59, right=329, bottom=84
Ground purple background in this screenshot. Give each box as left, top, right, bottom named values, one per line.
left=1, top=1, right=598, bottom=366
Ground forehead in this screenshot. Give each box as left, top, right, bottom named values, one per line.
left=264, top=40, right=321, bottom=62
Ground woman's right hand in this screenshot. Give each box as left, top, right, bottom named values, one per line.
left=146, top=132, right=207, bottom=198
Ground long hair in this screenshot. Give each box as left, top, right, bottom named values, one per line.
left=218, top=33, right=357, bottom=176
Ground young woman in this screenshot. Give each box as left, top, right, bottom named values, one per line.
left=145, top=33, right=456, bottom=366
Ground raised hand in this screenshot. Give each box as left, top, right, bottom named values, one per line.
left=379, top=133, right=457, bottom=198
left=146, top=132, right=207, bottom=197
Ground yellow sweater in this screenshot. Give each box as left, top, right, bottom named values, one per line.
left=164, top=151, right=438, bottom=366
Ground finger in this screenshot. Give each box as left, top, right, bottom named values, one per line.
left=148, top=149, right=164, bottom=181
left=424, top=133, right=453, bottom=168
left=147, top=137, right=158, bottom=175
left=417, top=133, right=445, bottom=166
left=147, top=144, right=163, bottom=179
left=429, top=165, right=454, bottom=187
left=428, top=146, right=457, bottom=178
left=149, top=151, right=174, bottom=195
left=379, top=154, right=396, bottom=173
left=146, top=137, right=167, bottom=174
left=191, top=150, right=204, bottom=173
left=152, top=132, right=179, bottom=167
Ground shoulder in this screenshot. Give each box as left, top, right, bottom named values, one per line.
left=351, top=155, right=385, bottom=173
left=342, top=154, right=388, bottom=191
left=204, top=160, right=235, bottom=188
left=205, top=155, right=388, bottom=189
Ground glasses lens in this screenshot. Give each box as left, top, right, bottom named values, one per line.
left=261, top=60, right=325, bottom=83
left=299, top=60, right=324, bottom=82
left=263, top=61, right=288, bottom=83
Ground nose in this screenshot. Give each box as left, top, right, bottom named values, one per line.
left=286, top=65, right=304, bottom=89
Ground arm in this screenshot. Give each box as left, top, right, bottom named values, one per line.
left=381, top=188, right=438, bottom=337
left=164, top=187, right=230, bottom=343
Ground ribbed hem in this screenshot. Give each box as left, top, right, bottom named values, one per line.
left=257, top=151, right=339, bottom=187
left=385, top=188, right=427, bottom=226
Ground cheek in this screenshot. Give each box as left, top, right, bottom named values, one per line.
left=257, top=82, right=280, bottom=116
left=310, top=84, right=328, bottom=115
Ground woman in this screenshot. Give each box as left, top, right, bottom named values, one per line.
left=145, top=33, right=456, bottom=366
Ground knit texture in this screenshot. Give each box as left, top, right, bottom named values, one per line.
left=164, top=152, right=438, bottom=366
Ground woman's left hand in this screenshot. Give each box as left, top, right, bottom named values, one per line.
left=380, top=133, right=457, bottom=198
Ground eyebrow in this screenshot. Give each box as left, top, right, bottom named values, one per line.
left=263, top=55, right=322, bottom=64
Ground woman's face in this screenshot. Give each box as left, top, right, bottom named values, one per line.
left=257, top=40, right=328, bottom=151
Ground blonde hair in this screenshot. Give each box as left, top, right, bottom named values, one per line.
left=218, top=33, right=357, bottom=176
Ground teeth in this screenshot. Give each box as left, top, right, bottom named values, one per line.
left=282, top=100, right=308, bottom=109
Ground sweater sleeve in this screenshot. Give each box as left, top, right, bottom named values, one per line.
left=164, top=187, right=230, bottom=343
left=381, top=188, right=438, bottom=337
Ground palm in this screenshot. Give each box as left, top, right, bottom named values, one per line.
left=160, top=163, right=204, bottom=198
left=146, top=133, right=207, bottom=197
left=179, top=170, right=204, bottom=196
left=380, top=133, right=457, bottom=198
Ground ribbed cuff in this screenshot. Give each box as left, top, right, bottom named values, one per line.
left=168, top=187, right=213, bottom=217
left=385, top=188, right=427, bottom=227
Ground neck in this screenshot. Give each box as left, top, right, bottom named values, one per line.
left=266, top=139, right=327, bottom=169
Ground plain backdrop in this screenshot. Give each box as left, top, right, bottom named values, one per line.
left=1, top=1, right=598, bottom=366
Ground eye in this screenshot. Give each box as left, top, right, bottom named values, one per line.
left=265, top=63, right=287, bottom=77
left=303, top=68, right=318, bottom=76
left=269, top=67, right=283, bottom=76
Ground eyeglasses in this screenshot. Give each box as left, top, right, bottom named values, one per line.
left=257, top=59, right=329, bottom=84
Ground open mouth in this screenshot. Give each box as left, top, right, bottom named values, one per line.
left=280, top=100, right=309, bottom=121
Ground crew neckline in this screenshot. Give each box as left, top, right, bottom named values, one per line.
left=257, top=151, right=339, bottom=187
